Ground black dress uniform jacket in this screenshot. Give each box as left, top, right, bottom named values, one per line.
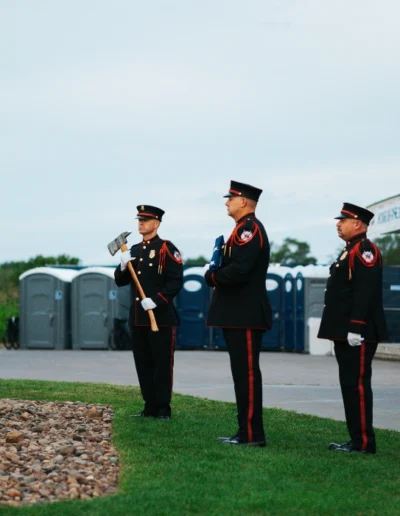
left=114, top=235, right=183, bottom=327
left=318, top=233, right=388, bottom=342
left=205, top=213, right=272, bottom=329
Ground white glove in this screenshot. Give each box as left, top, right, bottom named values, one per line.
left=120, top=250, right=134, bottom=271
left=203, top=263, right=210, bottom=276
left=347, top=332, right=363, bottom=347
left=141, top=298, right=157, bottom=311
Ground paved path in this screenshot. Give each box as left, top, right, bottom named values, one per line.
left=0, top=350, right=399, bottom=431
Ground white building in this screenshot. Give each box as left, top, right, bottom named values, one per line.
left=367, top=194, right=400, bottom=239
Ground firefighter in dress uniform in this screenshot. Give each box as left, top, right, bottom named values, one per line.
left=204, top=180, right=272, bottom=447
left=114, top=205, right=183, bottom=419
left=318, top=202, right=388, bottom=454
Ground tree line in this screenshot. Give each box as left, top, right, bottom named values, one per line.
left=186, top=236, right=400, bottom=266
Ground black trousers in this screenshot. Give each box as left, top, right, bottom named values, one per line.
left=131, top=326, right=175, bottom=417
left=223, top=328, right=265, bottom=442
left=334, top=340, right=378, bottom=452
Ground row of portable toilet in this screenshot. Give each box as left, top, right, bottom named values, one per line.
left=175, top=265, right=330, bottom=352
left=19, top=264, right=400, bottom=351
left=176, top=265, right=400, bottom=349
left=19, top=264, right=329, bottom=352
left=19, top=267, right=131, bottom=350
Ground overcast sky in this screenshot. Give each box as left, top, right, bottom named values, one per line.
left=1, top=0, right=399, bottom=267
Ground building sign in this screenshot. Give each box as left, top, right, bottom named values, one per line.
left=367, top=194, right=400, bottom=238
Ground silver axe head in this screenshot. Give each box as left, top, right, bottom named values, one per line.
left=107, top=231, right=132, bottom=256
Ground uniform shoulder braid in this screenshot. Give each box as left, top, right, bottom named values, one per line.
left=348, top=238, right=382, bottom=275
left=226, top=217, right=264, bottom=250
left=158, top=240, right=183, bottom=272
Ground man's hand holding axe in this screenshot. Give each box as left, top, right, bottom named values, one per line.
left=107, top=231, right=159, bottom=332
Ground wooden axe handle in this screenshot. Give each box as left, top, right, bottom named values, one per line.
left=121, top=244, right=159, bottom=332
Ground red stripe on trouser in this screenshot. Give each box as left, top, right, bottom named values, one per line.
left=170, top=328, right=175, bottom=392
left=246, top=329, right=254, bottom=442
left=358, top=343, right=368, bottom=450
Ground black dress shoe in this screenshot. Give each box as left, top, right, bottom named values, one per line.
left=334, top=443, right=376, bottom=454
left=157, top=415, right=171, bottom=420
left=328, top=441, right=351, bottom=450
left=129, top=411, right=154, bottom=418
left=222, top=437, right=266, bottom=447
left=217, top=432, right=240, bottom=442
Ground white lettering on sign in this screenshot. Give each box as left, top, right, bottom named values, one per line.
left=390, top=285, right=400, bottom=292
left=371, top=206, right=400, bottom=226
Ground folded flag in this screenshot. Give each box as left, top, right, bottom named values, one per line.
left=209, top=235, right=225, bottom=271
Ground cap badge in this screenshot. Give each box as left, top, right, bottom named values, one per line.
left=174, top=251, right=181, bottom=260
left=140, top=206, right=144, bottom=211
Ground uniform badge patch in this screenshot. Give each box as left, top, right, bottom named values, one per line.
left=340, top=251, right=348, bottom=260
left=241, top=230, right=253, bottom=241
left=149, top=250, right=156, bottom=259
left=362, top=251, right=374, bottom=263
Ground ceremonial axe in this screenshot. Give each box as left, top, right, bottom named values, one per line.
left=107, top=231, right=159, bottom=332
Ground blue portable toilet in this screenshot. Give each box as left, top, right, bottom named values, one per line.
left=295, top=271, right=306, bottom=352
left=262, top=271, right=284, bottom=350
left=175, top=267, right=210, bottom=349
left=283, top=272, right=296, bottom=351
left=262, top=266, right=294, bottom=351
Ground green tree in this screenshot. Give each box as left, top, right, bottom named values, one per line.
left=0, top=254, right=80, bottom=287
left=184, top=256, right=208, bottom=266
left=270, top=238, right=317, bottom=266
left=375, top=234, right=400, bottom=265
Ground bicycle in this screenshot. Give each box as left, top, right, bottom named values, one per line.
left=108, top=317, right=132, bottom=351
left=1, top=317, right=20, bottom=350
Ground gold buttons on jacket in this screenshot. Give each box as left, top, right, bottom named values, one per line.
left=336, top=264, right=339, bottom=267
left=136, top=297, right=139, bottom=301
left=140, top=258, right=143, bottom=261
left=149, top=263, right=153, bottom=267
left=138, top=271, right=141, bottom=274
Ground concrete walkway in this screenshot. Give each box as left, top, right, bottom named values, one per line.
left=0, top=349, right=399, bottom=431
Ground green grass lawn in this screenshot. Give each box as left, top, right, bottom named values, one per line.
left=0, top=379, right=399, bottom=515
